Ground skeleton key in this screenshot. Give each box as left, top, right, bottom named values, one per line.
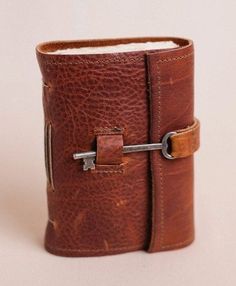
left=73, top=131, right=176, bottom=171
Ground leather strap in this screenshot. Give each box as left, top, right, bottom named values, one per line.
left=96, top=134, right=123, bottom=165
left=170, top=118, right=200, bottom=159
left=147, top=44, right=195, bottom=252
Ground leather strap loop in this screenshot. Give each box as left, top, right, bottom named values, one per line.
left=170, top=118, right=200, bottom=159
left=96, top=134, right=123, bottom=165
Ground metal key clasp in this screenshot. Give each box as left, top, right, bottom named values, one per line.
left=73, top=131, right=177, bottom=171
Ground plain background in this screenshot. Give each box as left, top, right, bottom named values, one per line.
left=0, top=0, right=235, bottom=285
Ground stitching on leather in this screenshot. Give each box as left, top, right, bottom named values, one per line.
left=43, top=52, right=192, bottom=66
left=92, top=169, right=123, bottom=174
left=45, top=243, right=143, bottom=253
left=150, top=65, right=163, bottom=251
left=94, top=126, right=124, bottom=136
left=149, top=52, right=193, bottom=250
left=158, top=65, right=164, bottom=248
left=93, top=163, right=125, bottom=174
left=157, top=52, right=193, bottom=63
left=147, top=57, right=153, bottom=251
left=158, top=52, right=193, bottom=249
left=43, top=57, right=143, bottom=65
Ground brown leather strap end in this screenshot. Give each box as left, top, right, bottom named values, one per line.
left=170, top=118, right=200, bottom=159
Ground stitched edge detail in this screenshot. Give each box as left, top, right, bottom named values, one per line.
left=157, top=52, right=193, bottom=63
left=157, top=65, right=164, bottom=248
left=149, top=64, right=163, bottom=251
left=94, top=126, right=124, bottom=136
left=42, top=52, right=193, bottom=66
left=43, top=56, right=143, bottom=66
left=149, top=52, right=193, bottom=251
left=92, top=168, right=124, bottom=174
left=45, top=243, right=143, bottom=253
left=158, top=52, right=193, bottom=249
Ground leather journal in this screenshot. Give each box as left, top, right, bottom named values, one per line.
left=36, top=37, right=200, bottom=257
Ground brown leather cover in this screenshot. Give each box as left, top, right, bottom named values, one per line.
left=36, top=37, right=199, bottom=257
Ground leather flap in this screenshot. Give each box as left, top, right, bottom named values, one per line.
left=146, top=43, right=195, bottom=252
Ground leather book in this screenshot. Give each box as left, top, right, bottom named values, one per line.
left=36, top=37, right=200, bottom=257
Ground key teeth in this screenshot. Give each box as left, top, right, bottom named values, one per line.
left=83, top=158, right=95, bottom=171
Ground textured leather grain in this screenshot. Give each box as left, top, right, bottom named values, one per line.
left=36, top=37, right=199, bottom=257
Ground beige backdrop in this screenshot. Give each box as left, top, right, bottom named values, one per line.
left=0, top=0, right=235, bottom=285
